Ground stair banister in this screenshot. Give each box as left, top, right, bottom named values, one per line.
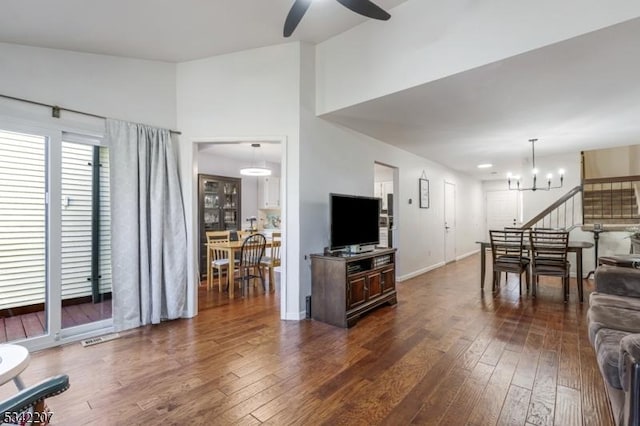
left=521, top=185, right=583, bottom=229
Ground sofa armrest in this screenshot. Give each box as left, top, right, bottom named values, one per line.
left=620, top=335, right=640, bottom=426
left=595, top=265, right=640, bottom=298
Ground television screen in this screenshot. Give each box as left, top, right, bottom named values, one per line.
left=330, top=193, right=381, bottom=250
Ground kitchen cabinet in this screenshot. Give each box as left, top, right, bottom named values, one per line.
left=258, top=176, right=280, bottom=209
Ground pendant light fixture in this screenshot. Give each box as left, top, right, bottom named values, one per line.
left=507, top=139, right=564, bottom=191
left=240, top=143, right=272, bottom=176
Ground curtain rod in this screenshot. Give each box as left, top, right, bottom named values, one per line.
left=0, top=93, right=182, bottom=135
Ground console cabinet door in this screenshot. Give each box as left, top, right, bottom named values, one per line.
left=347, top=274, right=367, bottom=309
left=381, top=267, right=395, bottom=292
left=367, top=270, right=383, bottom=299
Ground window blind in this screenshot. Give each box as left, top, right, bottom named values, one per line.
left=0, top=130, right=46, bottom=309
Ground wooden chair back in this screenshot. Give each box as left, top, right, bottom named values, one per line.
left=529, top=229, right=569, bottom=265
left=529, top=229, right=570, bottom=301
left=489, top=229, right=525, bottom=262
left=504, top=227, right=531, bottom=254
left=240, top=233, right=266, bottom=268
left=206, top=230, right=230, bottom=261
left=270, top=232, right=282, bottom=267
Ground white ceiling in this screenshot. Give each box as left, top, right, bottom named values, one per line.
left=0, top=0, right=407, bottom=62
left=324, top=18, right=640, bottom=180
left=2, top=2, right=639, bottom=178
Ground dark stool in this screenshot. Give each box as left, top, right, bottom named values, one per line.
left=598, top=255, right=640, bottom=269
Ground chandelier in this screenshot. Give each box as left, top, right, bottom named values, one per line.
left=507, top=139, right=564, bottom=191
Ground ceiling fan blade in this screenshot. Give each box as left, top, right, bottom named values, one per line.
left=284, top=0, right=313, bottom=37
left=335, top=0, right=391, bottom=20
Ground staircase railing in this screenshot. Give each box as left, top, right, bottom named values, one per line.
left=582, top=175, right=640, bottom=225
left=521, top=185, right=583, bottom=230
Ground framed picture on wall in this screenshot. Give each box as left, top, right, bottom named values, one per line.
left=419, top=178, right=429, bottom=208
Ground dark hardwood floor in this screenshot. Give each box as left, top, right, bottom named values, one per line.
left=0, top=254, right=613, bottom=425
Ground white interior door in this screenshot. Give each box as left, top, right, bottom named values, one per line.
left=486, top=190, right=521, bottom=236
left=444, top=181, right=456, bottom=263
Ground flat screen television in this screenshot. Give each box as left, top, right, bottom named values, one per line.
left=330, top=193, right=381, bottom=251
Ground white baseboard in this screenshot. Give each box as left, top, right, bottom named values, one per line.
left=397, top=262, right=445, bottom=282
left=398, top=250, right=480, bottom=283
left=456, top=249, right=480, bottom=261
left=283, top=310, right=306, bottom=321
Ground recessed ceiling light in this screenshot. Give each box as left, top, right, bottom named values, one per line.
left=477, top=164, right=493, bottom=169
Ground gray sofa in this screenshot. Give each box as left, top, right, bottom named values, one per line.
left=589, top=265, right=640, bottom=426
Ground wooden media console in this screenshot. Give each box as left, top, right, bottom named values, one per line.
left=310, top=248, right=397, bottom=328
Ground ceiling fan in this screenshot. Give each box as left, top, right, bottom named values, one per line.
left=284, top=0, right=391, bottom=37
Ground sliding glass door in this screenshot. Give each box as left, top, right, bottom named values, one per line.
left=0, top=123, right=112, bottom=349
left=0, top=130, right=48, bottom=342
left=61, top=138, right=112, bottom=330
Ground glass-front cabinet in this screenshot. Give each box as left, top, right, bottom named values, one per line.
left=198, top=174, right=241, bottom=278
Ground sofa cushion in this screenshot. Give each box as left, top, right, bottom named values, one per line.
left=594, top=328, right=630, bottom=390
left=594, top=265, right=640, bottom=298
left=588, top=301, right=640, bottom=344
left=590, top=292, right=640, bottom=311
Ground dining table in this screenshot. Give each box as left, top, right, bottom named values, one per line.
left=476, top=240, right=594, bottom=302
left=209, top=238, right=273, bottom=299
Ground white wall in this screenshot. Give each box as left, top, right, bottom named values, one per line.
left=0, top=42, right=177, bottom=130
left=0, top=38, right=491, bottom=320
left=176, top=43, right=302, bottom=319
left=299, top=43, right=484, bottom=300
left=584, top=144, right=640, bottom=178
left=316, top=0, right=640, bottom=114
left=177, top=42, right=484, bottom=320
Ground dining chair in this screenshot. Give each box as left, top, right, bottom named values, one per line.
left=0, top=374, right=69, bottom=425
left=529, top=229, right=571, bottom=302
left=489, top=229, right=530, bottom=294
left=237, top=230, right=258, bottom=240
left=234, top=233, right=267, bottom=296
left=260, top=232, right=281, bottom=292
left=505, top=226, right=531, bottom=257
left=206, top=230, right=233, bottom=292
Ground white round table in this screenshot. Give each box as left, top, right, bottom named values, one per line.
left=0, top=344, right=30, bottom=389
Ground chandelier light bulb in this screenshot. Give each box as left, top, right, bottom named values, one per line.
left=558, top=168, right=566, bottom=176
left=532, top=168, right=539, bottom=175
